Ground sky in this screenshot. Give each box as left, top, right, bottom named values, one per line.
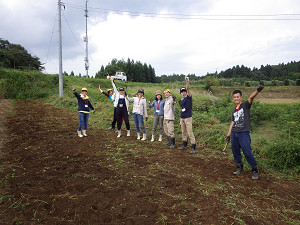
left=0, top=0, right=300, bottom=77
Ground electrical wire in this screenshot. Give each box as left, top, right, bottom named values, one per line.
left=62, top=11, right=85, bottom=49
left=45, top=12, right=57, bottom=66
left=63, top=2, right=300, bottom=20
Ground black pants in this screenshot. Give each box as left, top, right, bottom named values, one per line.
left=116, top=107, right=130, bottom=130
left=111, top=107, right=117, bottom=128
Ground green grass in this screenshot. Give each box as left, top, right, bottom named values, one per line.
left=1, top=70, right=299, bottom=175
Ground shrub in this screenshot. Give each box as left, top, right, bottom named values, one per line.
left=283, top=79, right=290, bottom=86
left=265, top=138, right=300, bottom=173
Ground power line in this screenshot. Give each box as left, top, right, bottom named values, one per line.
left=45, top=12, right=57, bottom=66
left=63, top=3, right=300, bottom=20
left=62, top=11, right=84, bottom=49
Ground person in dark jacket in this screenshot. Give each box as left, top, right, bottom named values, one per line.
left=72, top=87, right=94, bottom=137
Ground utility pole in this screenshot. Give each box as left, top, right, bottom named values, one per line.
left=84, top=0, right=89, bottom=78
left=58, top=0, right=63, bottom=96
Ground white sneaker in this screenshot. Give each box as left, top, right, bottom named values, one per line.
left=151, top=135, right=155, bottom=142
left=141, top=133, right=146, bottom=141
left=77, top=130, right=83, bottom=137
left=82, top=130, right=87, bottom=137
left=137, top=133, right=140, bottom=140
left=127, top=130, right=130, bottom=137
left=117, top=130, right=121, bottom=138
left=158, top=135, right=162, bottom=142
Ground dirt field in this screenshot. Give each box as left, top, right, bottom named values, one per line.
left=0, top=100, right=299, bottom=224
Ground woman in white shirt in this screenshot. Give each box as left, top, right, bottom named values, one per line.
left=127, top=89, right=148, bottom=140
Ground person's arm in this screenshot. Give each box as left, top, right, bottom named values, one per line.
left=149, top=100, right=155, bottom=108
left=248, top=85, right=264, bottom=104
left=99, top=85, right=110, bottom=97
left=110, top=77, right=118, bottom=93
left=226, top=121, right=234, bottom=140
left=126, top=96, right=134, bottom=102
left=88, top=100, right=95, bottom=112
left=72, top=88, right=80, bottom=99
left=144, top=99, right=148, bottom=119
left=185, top=76, right=191, bottom=97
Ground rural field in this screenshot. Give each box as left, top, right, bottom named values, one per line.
left=0, top=81, right=299, bottom=224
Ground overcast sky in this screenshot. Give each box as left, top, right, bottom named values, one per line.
left=1, top=0, right=299, bottom=77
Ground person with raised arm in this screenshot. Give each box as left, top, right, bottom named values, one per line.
left=178, top=76, right=196, bottom=154
left=110, top=77, right=130, bottom=138
left=72, top=87, right=94, bottom=137
left=226, top=85, right=264, bottom=180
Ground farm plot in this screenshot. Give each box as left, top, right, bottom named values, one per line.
left=0, top=100, right=299, bottom=224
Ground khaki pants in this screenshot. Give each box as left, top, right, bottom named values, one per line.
left=163, top=120, right=175, bottom=138
left=180, top=117, right=195, bottom=144
left=152, top=115, right=164, bottom=135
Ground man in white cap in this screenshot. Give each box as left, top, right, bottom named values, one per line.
left=178, top=77, right=196, bottom=153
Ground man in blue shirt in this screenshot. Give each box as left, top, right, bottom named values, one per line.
left=178, top=77, right=196, bottom=154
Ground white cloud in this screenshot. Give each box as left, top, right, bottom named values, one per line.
left=1, top=0, right=299, bottom=77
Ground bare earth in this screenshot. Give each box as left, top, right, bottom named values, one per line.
left=0, top=100, right=299, bottom=224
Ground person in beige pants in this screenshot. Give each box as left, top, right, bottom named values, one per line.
left=163, top=89, right=176, bottom=149
left=178, top=77, right=196, bottom=153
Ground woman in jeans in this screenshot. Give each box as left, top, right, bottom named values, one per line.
left=149, top=91, right=165, bottom=142
left=127, top=89, right=148, bottom=140
left=72, top=87, right=94, bottom=137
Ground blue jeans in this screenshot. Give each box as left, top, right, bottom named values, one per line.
left=132, top=113, right=146, bottom=134
left=78, top=112, right=89, bottom=131
left=231, top=132, right=257, bottom=167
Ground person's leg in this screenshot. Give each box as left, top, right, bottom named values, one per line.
left=231, top=132, right=242, bottom=163
left=163, top=120, right=170, bottom=145
left=116, top=109, right=122, bottom=131
left=122, top=110, right=130, bottom=130
left=185, top=117, right=196, bottom=144
left=78, top=113, right=84, bottom=131
left=132, top=113, right=140, bottom=133
left=180, top=118, right=188, bottom=142
left=231, top=132, right=243, bottom=174
left=168, top=120, right=175, bottom=149
left=168, top=120, right=175, bottom=138
left=83, top=113, right=89, bottom=130
left=152, top=115, right=158, bottom=135
left=158, top=116, right=164, bottom=136
left=178, top=118, right=188, bottom=150
left=239, top=132, right=257, bottom=167
left=111, top=107, right=117, bottom=128
left=138, top=114, right=146, bottom=134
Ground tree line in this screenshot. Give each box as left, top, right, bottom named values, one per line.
left=95, top=58, right=156, bottom=83
left=0, top=38, right=43, bottom=71
left=206, top=61, right=300, bottom=81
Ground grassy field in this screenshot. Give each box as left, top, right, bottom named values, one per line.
left=0, top=71, right=299, bottom=224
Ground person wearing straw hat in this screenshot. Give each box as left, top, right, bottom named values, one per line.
left=149, top=90, right=165, bottom=142
left=72, top=87, right=95, bottom=137
left=163, top=89, right=176, bottom=149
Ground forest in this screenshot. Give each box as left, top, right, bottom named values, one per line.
left=1, top=38, right=299, bottom=85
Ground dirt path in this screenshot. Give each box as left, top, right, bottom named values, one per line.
left=0, top=100, right=299, bottom=224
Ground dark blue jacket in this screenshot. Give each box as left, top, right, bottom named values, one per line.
left=74, top=92, right=94, bottom=112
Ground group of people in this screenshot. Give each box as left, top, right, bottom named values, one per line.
left=98, top=76, right=196, bottom=153
left=73, top=77, right=264, bottom=180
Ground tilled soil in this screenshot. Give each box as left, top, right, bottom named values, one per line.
left=0, top=100, right=299, bottom=224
